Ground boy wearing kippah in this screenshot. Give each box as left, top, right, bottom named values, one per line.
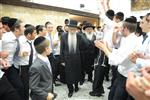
left=29, top=36, right=56, bottom=100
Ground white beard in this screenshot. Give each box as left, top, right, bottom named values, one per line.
left=86, top=32, right=93, bottom=40
left=68, top=33, right=77, bottom=53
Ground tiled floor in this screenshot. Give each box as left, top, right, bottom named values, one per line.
left=54, top=80, right=110, bottom=100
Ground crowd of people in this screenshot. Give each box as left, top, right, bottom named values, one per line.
left=0, top=1, right=150, bottom=100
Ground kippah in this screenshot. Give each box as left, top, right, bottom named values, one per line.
left=34, top=36, right=46, bottom=47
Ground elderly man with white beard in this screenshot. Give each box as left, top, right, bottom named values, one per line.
left=80, top=23, right=99, bottom=85
left=60, top=20, right=91, bottom=98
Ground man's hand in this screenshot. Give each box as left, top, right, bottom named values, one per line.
left=47, top=93, right=54, bottom=100
left=0, top=51, right=9, bottom=59
left=129, top=52, right=137, bottom=63
left=126, top=72, right=147, bottom=100
left=94, top=40, right=106, bottom=51
left=0, top=59, right=10, bottom=70
left=136, top=52, right=145, bottom=59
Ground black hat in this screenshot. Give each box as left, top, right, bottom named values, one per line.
left=8, top=18, right=18, bottom=28
left=83, top=23, right=95, bottom=30
left=68, top=20, right=78, bottom=27
left=1, top=16, right=10, bottom=25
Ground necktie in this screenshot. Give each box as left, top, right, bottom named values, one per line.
left=14, top=38, right=20, bottom=56
left=27, top=41, right=33, bottom=66
left=142, top=34, right=148, bottom=44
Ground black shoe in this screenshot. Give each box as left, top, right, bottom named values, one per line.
left=80, top=81, right=84, bottom=85
left=55, top=83, right=62, bottom=86
left=100, top=89, right=105, bottom=94
left=53, top=93, right=57, bottom=99
left=89, top=91, right=102, bottom=97
left=68, top=92, right=73, bottom=97
left=88, top=79, right=93, bottom=83
left=105, top=77, right=110, bottom=81
left=75, top=87, right=79, bottom=92
left=107, top=86, right=111, bottom=89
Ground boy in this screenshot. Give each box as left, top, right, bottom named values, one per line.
left=29, top=36, right=56, bottom=100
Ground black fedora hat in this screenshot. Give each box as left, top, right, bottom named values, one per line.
left=68, top=20, right=78, bottom=27
left=83, top=23, right=95, bottom=30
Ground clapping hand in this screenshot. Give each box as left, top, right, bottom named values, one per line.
left=94, top=40, right=106, bottom=51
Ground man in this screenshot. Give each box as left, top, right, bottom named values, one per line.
left=109, top=12, right=124, bottom=89
left=1, top=16, right=10, bottom=33
left=2, top=18, right=25, bottom=100
left=14, top=25, right=37, bottom=100
left=129, top=13, right=150, bottom=68
left=53, top=26, right=65, bottom=83
left=80, top=22, right=98, bottom=84
left=45, top=22, right=60, bottom=86
left=0, top=19, right=21, bottom=100
left=126, top=13, right=150, bottom=100
left=95, top=17, right=140, bottom=100
left=60, top=20, right=90, bottom=97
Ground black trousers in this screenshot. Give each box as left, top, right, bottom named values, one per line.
left=110, top=66, right=118, bottom=87
left=67, top=83, right=78, bottom=92
left=92, top=65, right=105, bottom=93
left=4, top=65, right=25, bottom=100
left=108, top=72, right=134, bottom=100
left=0, top=75, right=21, bottom=100
left=48, top=53, right=56, bottom=81
left=103, top=56, right=110, bottom=80
left=20, top=65, right=30, bottom=100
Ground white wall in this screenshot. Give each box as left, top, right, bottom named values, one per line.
left=29, top=0, right=150, bottom=19
left=110, top=0, right=150, bottom=20
left=30, top=0, right=99, bottom=14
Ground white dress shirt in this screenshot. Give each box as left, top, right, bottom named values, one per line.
left=53, top=33, right=61, bottom=55
left=46, top=33, right=54, bottom=53
left=14, top=35, right=37, bottom=67
left=2, top=31, right=18, bottom=66
left=100, top=14, right=116, bottom=49
left=0, top=40, right=4, bottom=78
left=108, top=33, right=140, bottom=77
left=38, top=54, right=52, bottom=73
left=136, top=32, right=150, bottom=67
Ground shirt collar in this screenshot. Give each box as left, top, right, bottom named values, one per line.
left=125, top=32, right=136, bottom=40
left=147, top=31, right=150, bottom=37
left=10, top=31, right=17, bottom=40
left=37, top=54, right=49, bottom=63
